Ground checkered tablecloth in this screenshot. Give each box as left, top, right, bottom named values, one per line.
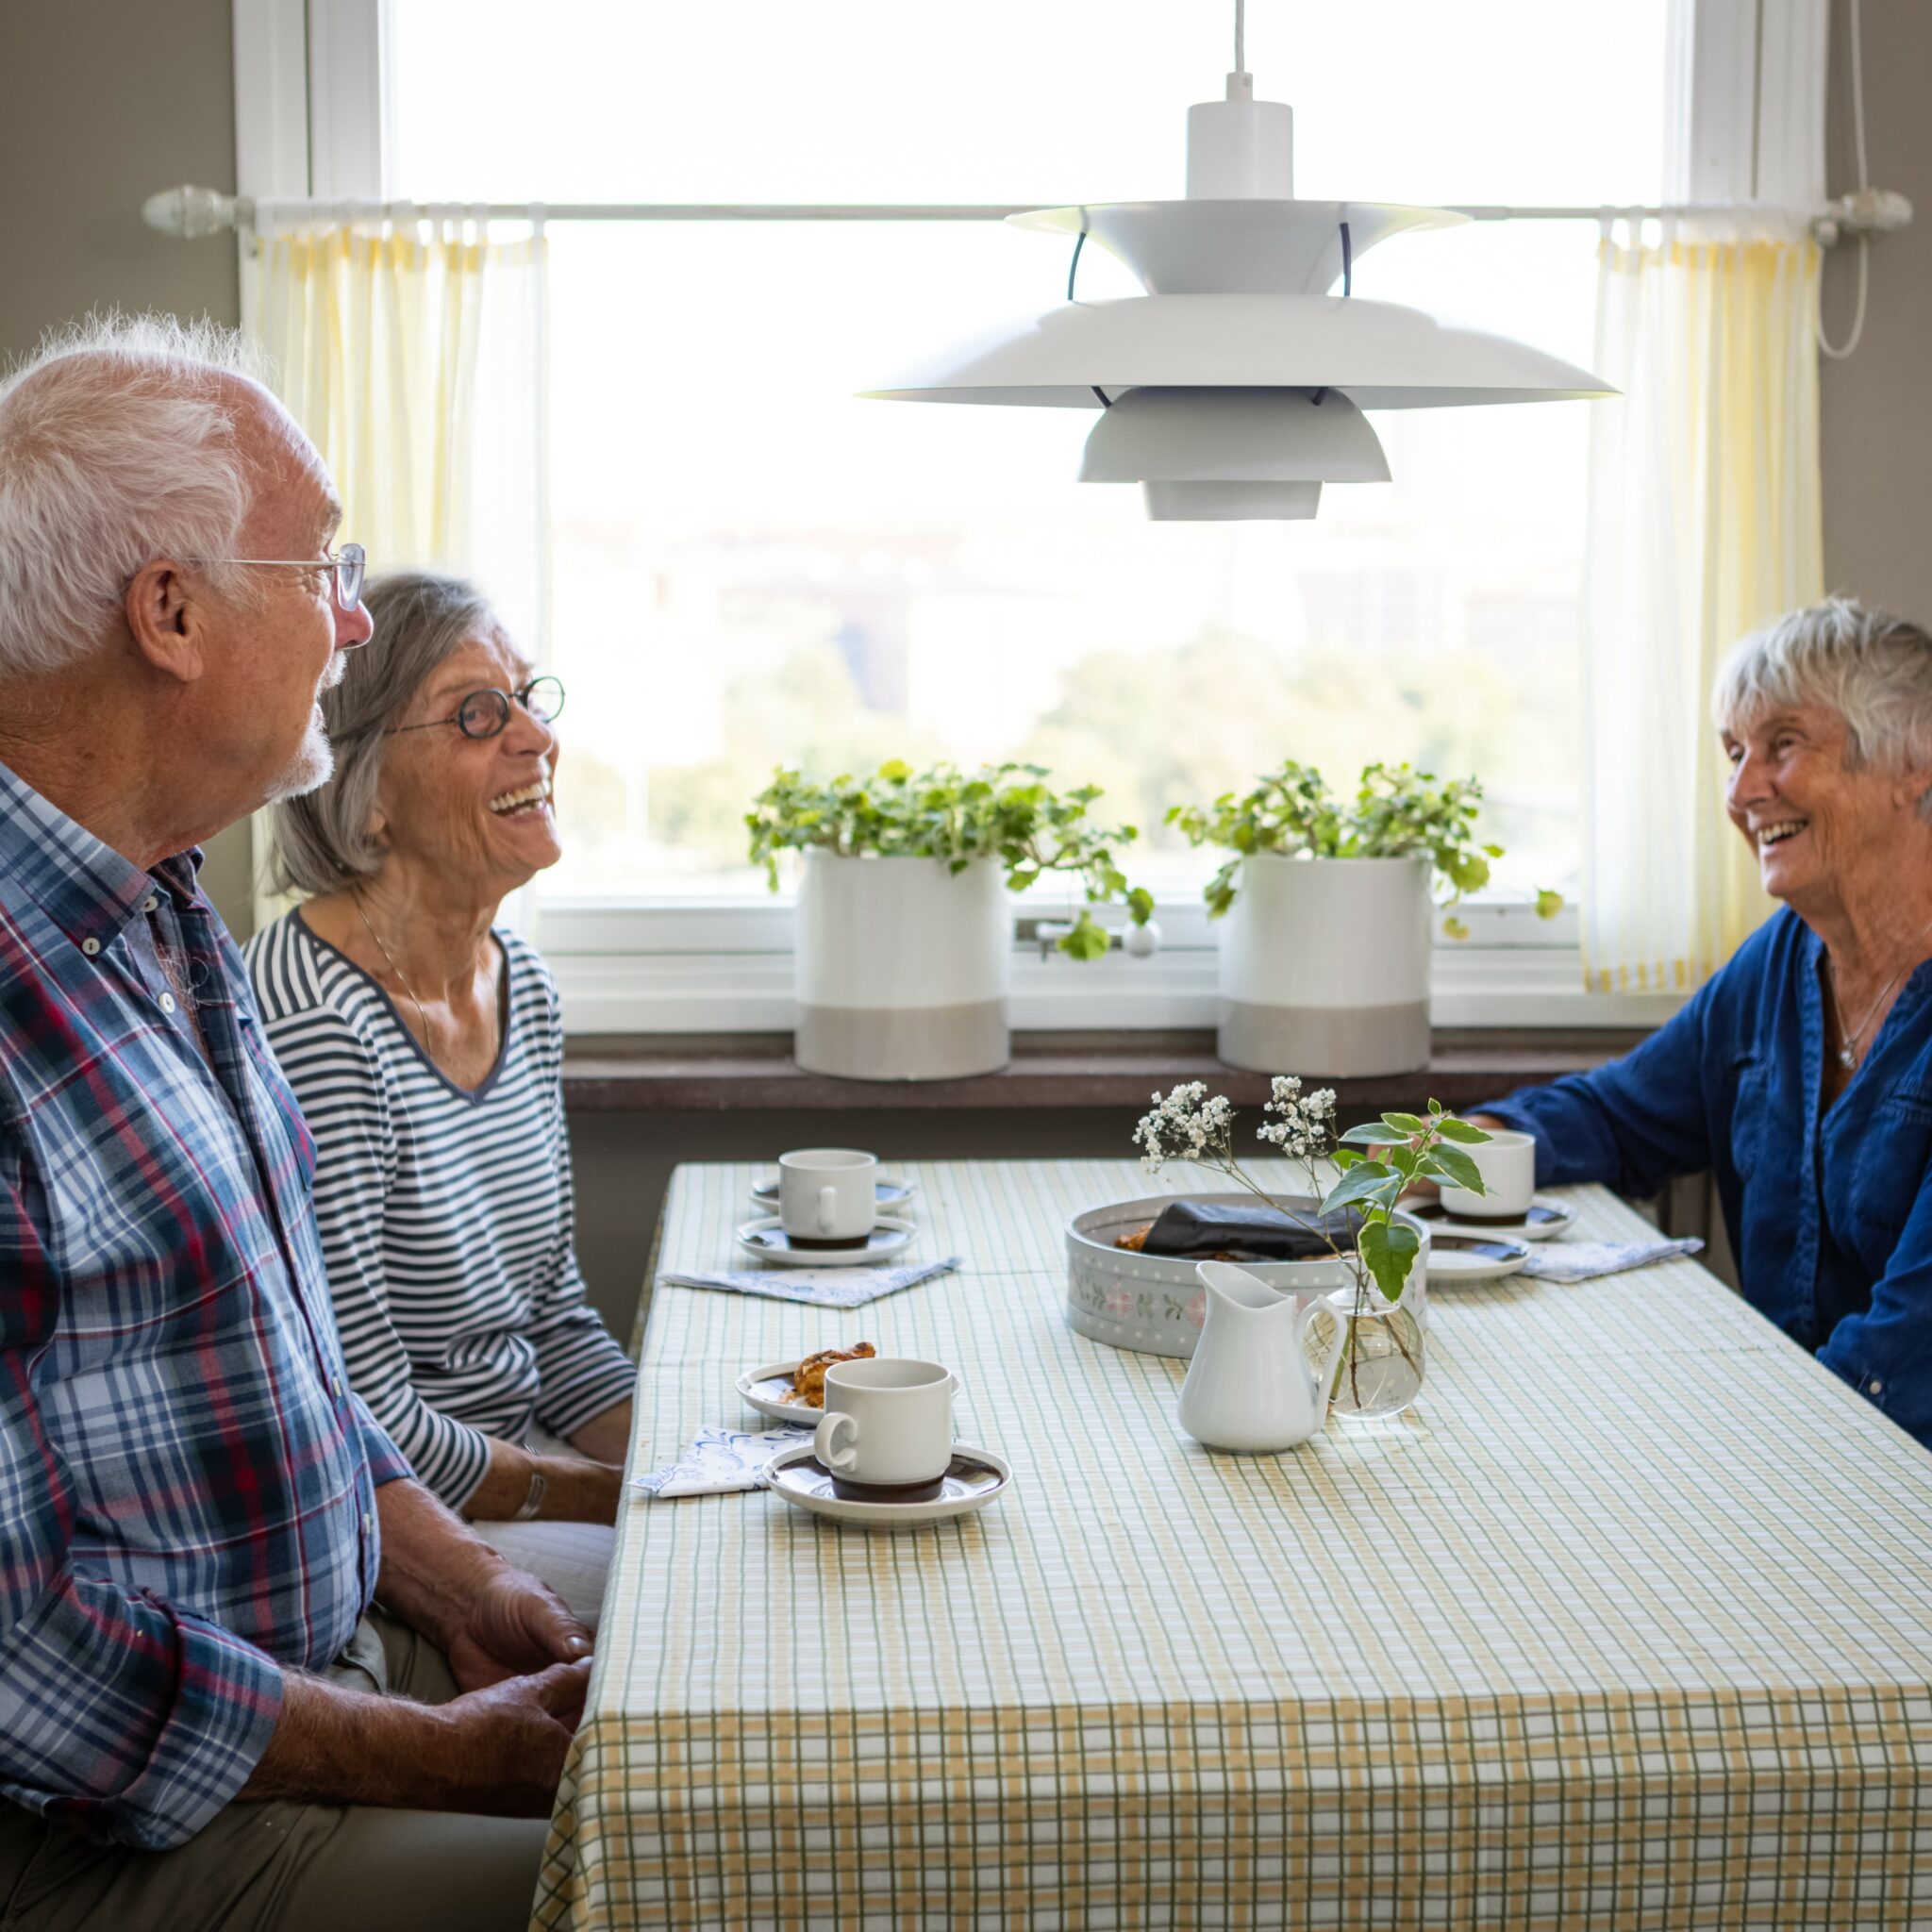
left=534, top=1160, right=1932, bottom=1930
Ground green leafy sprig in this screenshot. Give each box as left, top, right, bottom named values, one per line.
left=748, top=758, right=1153, bottom=960
left=1320, top=1102, right=1492, bottom=1304
left=1167, top=758, right=1560, bottom=932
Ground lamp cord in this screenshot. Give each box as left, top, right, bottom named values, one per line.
left=1819, top=0, right=1869, bottom=360
left=1235, top=0, right=1244, bottom=75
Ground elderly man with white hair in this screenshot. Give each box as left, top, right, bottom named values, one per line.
left=1472, top=597, right=1932, bottom=1450
left=0, top=316, right=591, bottom=1930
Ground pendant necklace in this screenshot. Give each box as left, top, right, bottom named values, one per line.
left=1824, top=909, right=1932, bottom=1069
left=350, top=887, right=439, bottom=1058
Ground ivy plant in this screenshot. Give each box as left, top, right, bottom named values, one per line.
left=1166, top=758, right=1562, bottom=933
left=748, top=758, right=1154, bottom=960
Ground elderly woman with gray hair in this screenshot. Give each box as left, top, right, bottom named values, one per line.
left=244, top=571, right=633, bottom=1628
left=1473, top=596, right=1932, bottom=1449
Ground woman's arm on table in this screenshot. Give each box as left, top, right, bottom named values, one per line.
left=1476, top=977, right=1723, bottom=1196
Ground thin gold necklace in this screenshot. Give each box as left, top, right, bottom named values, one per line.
left=350, top=886, right=438, bottom=1058
left=1824, top=908, right=1932, bottom=1069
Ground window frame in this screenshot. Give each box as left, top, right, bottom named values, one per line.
left=249, top=0, right=1790, bottom=1037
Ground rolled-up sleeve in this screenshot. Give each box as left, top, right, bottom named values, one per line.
left=351, top=1393, right=411, bottom=1488
left=0, top=1154, right=281, bottom=1849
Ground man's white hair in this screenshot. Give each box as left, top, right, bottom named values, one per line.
left=1712, top=597, right=1932, bottom=803
left=0, top=311, right=274, bottom=678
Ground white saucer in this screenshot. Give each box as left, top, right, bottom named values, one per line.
left=750, top=1175, right=918, bottom=1214
left=1411, top=1196, right=1578, bottom=1243
left=759, top=1441, right=1013, bottom=1531
left=738, top=1359, right=824, bottom=1424
left=1425, top=1233, right=1532, bottom=1283
left=735, top=1216, right=916, bottom=1268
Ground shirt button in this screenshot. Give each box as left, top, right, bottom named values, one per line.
left=80, top=938, right=100, bottom=957
left=158, top=992, right=176, bottom=1014
left=142, top=896, right=158, bottom=914
left=1870, top=1378, right=1884, bottom=1395
left=333, top=1374, right=344, bottom=1399
left=361, top=1512, right=373, bottom=1538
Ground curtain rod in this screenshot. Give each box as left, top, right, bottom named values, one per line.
left=142, top=185, right=1911, bottom=249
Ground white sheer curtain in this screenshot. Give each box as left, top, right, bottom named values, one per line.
left=242, top=208, right=552, bottom=924
left=1578, top=0, right=1826, bottom=993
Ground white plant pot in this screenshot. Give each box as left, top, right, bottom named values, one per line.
left=794, top=852, right=1011, bottom=1080
left=1216, top=853, right=1432, bottom=1075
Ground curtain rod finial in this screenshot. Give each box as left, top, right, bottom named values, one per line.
left=142, top=185, right=239, bottom=240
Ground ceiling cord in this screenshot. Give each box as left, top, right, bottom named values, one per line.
left=1235, top=0, right=1245, bottom=75
left=1819, top=0, right=1869, bottom=360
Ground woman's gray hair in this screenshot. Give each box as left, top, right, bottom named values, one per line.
left=268, top=571, right=501, bottom=895
left=1712, top=597, right=1932, bottom=798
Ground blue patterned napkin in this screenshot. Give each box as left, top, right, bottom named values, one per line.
left=658, top=1256, right=962, bottom=1308
left=633, top=1424, right=814, bottom=1498
left=1519, top=1237, right=1704, bottom=1282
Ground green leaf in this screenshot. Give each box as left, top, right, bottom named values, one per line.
left=1358, top=1219, right=1421, bottom=1303
left=1420, top=1144, right=1485, bottom=1194
left=1380, top=1111, right=1426, bottom=1136
left=1535, top=888, right=1565, bottom=920
left=1432, top=1117, right=1491, bottom=1144
left=1441, top=915, right=1471, bottom=942
left=1126, top=887, right=1156, bottom=924
left=1321, top=1162, right=1403, bottom=1217
left=1057, top=911, right=1111, bottom=961
left=1340, top=1124, right=1404, bottom=1147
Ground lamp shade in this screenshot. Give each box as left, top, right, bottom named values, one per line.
left=1079, top=387, right=1390, bottom=482
left=863, top=293, right=1611, bottom=410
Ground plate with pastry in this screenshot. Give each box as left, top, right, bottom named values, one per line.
left=737, top=1342, right=878, bottom=1424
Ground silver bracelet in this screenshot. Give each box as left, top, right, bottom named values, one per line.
left=511, top=1464, right=547, bottom=1523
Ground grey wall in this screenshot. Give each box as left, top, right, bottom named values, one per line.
left=1819, top=0, right=1932, bottom=617
left=0, top=0, right=255, bottom=928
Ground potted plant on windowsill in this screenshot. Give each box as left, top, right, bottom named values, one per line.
left=1169, top=759, right=1558, bottom=1077
left=749, top=759, right=1155, bottom=1080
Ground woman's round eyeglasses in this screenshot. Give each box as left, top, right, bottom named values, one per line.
left=385, top=676, right=567, bottom=741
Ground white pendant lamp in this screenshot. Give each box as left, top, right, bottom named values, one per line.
left=862, top=32, right=1612, bottom=522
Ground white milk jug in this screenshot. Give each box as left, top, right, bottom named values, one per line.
left=1176, top=1260, right=1350, bottom=1452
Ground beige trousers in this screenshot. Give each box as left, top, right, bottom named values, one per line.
left=0, top=1611, right=548, bottom=1932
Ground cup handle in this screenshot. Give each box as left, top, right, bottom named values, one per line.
left=814, top=1410, right=858, bottom=1473
left=816, top=1183, right=836, bottom=1234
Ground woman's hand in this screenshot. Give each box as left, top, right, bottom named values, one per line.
left=466, top=1439, right=625, bottom=1524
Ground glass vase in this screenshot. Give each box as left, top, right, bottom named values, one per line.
left=1315, top=1277, right=1426, bottom=1421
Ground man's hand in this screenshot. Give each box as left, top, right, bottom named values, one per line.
left=446, top=1564, right=591, bottom=1691
left=242, top=1655, right=592, bottom=1816
left=431, top=1657, right=593, bottom=1814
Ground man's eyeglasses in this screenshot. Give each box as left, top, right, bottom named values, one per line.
left=385, top=676, right=567, bottom=741
left=189, top=543, right=368, bottom=617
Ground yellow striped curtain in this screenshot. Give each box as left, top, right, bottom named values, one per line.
left=247, top=212, right=549, bottom=638
left=242, top=209, right=551, bottom=926
left=1580, top=222, right=1824, bottom=993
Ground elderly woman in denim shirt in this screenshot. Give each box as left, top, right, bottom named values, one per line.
left=1474, top=599, right=1932, bottom=1449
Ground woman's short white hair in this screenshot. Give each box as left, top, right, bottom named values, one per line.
left=0, top=311, right=270, bottom=678
left=1712, top=596, right=1932, bottom=786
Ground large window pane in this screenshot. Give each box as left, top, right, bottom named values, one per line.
left=387, top=0, right=1671, bottom=906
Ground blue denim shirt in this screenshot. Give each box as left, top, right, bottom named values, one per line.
left=1483, top=908, right=1932, bottom=1451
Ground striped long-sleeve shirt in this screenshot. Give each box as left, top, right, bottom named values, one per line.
left=0, top=760, right=405, bottom=1850
left=244, top=911, right=636, bottom=1509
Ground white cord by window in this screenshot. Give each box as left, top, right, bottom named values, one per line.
left=1819, top=0, right=1870, bottom=360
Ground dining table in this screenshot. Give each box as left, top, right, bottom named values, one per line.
left=531, top=1157, right=1932, bottom=1930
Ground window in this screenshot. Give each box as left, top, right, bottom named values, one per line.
left=383, top=0, right=1667, bottom=900
left=258, top=0, right=1694, bottom=1029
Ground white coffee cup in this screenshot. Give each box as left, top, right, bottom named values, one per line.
left=812, top=1357, right=961, bottom=1486
left=778, top=1147, right=878, bottom=1243
left=1440, top=1127, right=1537, bottom=1219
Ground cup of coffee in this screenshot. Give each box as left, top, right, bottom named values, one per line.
left=778, top=1147, right=878, bottom=1245
left=1440, top=1127, right=1537, bottom=1220
left=812, top=1357, right=961, bottom=1488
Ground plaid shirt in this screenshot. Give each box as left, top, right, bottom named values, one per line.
left=0, top=760, right=408, bottom=1850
